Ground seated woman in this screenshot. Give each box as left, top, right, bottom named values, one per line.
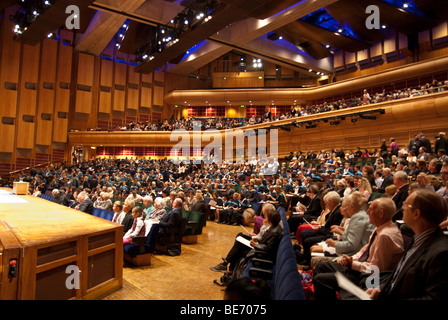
left=191, top=192, right=207, bottom=215
left=147, top=197, right=167, bottom=221
left=123, top=206, right=146, bottom=245
left=266, top=186, right=288, bottom=210
left=308, top=191, right=374, bottom=260
left=211, top=203, right=282, bottom=280
left=295, top=189, right=331, bottom=245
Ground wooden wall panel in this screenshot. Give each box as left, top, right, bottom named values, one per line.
left=345, top=51, right=356, bottom=65
left=370, top=41, right=382, bottom=58
left=99, top=59, right=113, bottom=114
left=36, top=39, right=58, bottom=146
left=114, top=63, right=127, bottom=86
left=99, top=91, right=112, bottom=114
left=153, top=86, right=164, bottom=107
left=17, top=44, right=40, bottom=149
left=75, top=91, right=93, bottom=114
left=75, top=53, right=94, bottom=114
left=113, top=62, right=127, bottom=112
left=77, top=53, right=95, bottom=86
left=127, top=86, right=139, bottom=110
left=100, top=59, right=113, bottom=87
left=127, top=69, right=140, bottom=110
left=433, top=21, right=448, bottom=40
left=384, top=30, right=397, bottom=54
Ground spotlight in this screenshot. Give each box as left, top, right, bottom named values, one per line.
left=330, top=120, right=340, bottom=125
left=306, top=124, right=317, bottom=129
left=351, top=117, right=358, bottom=123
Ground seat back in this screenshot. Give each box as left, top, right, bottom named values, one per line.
left=146, top=223, right=160, bottom=253
left=92, top=207, right=103, bottom=218
left=188, top=211, right=206, bottom=235
left=175, top=218, right=187, bottom=243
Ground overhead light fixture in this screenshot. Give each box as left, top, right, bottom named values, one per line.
left=330, top=120, right=340, bottom=125
left=351, top=117, right=358, bottom=123
left=403, top=2, right=409, bottom=8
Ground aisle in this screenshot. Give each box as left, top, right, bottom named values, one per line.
left=103, top=220, right=241, bottom=300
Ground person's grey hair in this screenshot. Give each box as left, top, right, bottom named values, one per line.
left=124, top=198, right=135, bottom=208
left=144, top=195, right=153, bottom=203
left=52, top=189, right=60, bottom=196
left=173, top=198, right=183, bottom=208
left=154, top=197, right=165, bottom=209
left=394, top=170, right=408, bottom=183
left=323, top=191, right=341, bottom=205
left=336, top=180, right=346, bottom=187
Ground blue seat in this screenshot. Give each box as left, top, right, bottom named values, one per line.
left=250, top=202, right=263, bottom=215
left=92, top=208, right=114, bottom=221
left=123, top=223, right=160, bottom=258
left=244, top=207, right=306, bottom=300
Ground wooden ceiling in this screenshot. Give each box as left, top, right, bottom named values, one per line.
left=6, top=0, right=447, bottom=77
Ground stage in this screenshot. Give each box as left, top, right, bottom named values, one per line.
left=0, top=189, right=123, bottom=300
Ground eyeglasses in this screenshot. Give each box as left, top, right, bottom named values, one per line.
left=403, top=202, right=413, bottom=209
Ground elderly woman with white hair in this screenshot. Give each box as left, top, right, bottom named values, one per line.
left=146, top=197, right=167, bottom=221
left=94, top=192, right=113, bottom=211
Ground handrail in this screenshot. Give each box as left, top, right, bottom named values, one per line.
left=9, top=161, right=58, bottom=176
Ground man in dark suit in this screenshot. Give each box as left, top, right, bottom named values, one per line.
left=375, top=168, right=394, bottom=194
left=156, top=198, right=184, bottom=256
left=288, top=184, right=322, bottom=236
left=367, top=189, right=448, bottom=300
left=391, top=170, right=409, bottom=221
left=75, top=191, right=93, bottom=215
left=118, top=199, right=134, bottom=234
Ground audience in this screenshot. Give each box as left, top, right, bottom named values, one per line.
left=7, top=122, right=448, bottom=300
left=312, top=197, right=404, bottom=300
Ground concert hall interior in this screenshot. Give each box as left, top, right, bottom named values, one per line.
left=0, top=0, right=448, bottom=301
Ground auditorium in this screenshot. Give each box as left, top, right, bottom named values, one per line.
left=0, top=0, right=448, bottom=304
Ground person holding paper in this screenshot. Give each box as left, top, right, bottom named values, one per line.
left=210, top=204, right=276, bottom=275
left=366, top=189, right=448, bottom=300
left=312, top=197, right=404, bottom=300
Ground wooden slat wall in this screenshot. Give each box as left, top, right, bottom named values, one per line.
left=99, top=58, right=113, bottom=115
left=17, top=43, right=40, bottom=150
left=75, top=53, right=95, bottom=114
left=36, top=38, right=58, bottom=147
left=112, top=61, right=127, bottom=112
left=53, top=33, right=72, bottom=143
left=0, top=7, right=21, bottom=153
left=140, top=72, right=152, bottom=109
left=127, top=68, right=140, bottom=111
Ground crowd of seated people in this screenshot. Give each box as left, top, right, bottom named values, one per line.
left=3, top=128, right=448, bottom=299
left=84, top=79, right=448, bottom=133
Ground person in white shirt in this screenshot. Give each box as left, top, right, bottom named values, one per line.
left=126, top=189, right=143, bottom=203
left=123, top=206, right=146, bottom=245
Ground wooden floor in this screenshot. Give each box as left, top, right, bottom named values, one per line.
left=103, top=220, right=244, bottom=300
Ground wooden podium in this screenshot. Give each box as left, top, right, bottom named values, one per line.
left=0, top=189, right=123, bottom=300
left=12, top=182, right=29, bottom=195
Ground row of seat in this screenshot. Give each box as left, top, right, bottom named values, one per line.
left=243, top=206, right=306, bottom=300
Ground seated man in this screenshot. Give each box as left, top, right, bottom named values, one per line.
left=75, top=191, right=93, bottom=215
left=312, top=197, right=404, bottom=300
left=367, top=189, right=448, bottom=300
left=154, top=197, right=184, bottom=256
